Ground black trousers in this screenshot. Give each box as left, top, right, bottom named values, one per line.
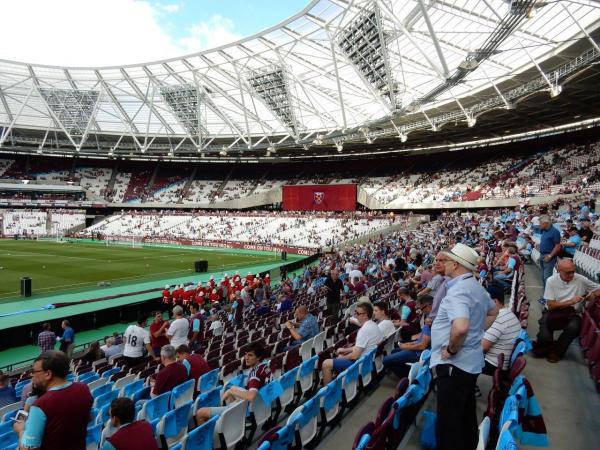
left=435, top=364, right=479, bottom=450
left=326, top=302, right=340, bottom=318
left=536, top=310, right=582, bottom=357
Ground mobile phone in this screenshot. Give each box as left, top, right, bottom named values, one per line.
left=12, top=410, right=28, bottom=422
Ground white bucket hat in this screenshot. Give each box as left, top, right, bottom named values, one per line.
left=442, top=243, right=479, bottom=271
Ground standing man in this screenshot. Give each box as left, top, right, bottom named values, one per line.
left=37, top=323, right=56, bottom=354
left=149, top=312, right=170, bottom=358
left=535, top=259, right=600, bottom=362
left=58, top=320, right=75, bottom=359
left=13, top=351, right=93, bottom=450
left=187, top=303, right=204, bottom=352
left=123, top=313, right=156, bottom=367
left=324, top=269, right=344, bottom=318
left=167, top=306, right=189, bottom=349
left=538, top=215, right=562, bottom=289
left=430, top=244, right=498, bottom=450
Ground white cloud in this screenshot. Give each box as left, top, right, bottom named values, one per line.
left=178, top=15, right=243, bottom=53
left=0, top=0, right=240, bottom=67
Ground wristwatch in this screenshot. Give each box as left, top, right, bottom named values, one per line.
left=445, top=345, right=457, bottom=355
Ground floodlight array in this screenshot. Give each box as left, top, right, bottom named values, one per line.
left=159, top=84, right=204, bottom=137
left=39, top=88, right=99, bottom=137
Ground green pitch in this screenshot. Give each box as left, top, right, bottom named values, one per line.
left=0, top=239, right=279, bottom=300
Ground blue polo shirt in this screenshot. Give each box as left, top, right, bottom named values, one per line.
left=297, top=314, right=319, bottom=342
left=539, top=226, right=561, bottom=255
left=564, top=234, right=581, bottom=256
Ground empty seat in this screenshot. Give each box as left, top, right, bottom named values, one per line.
left=170, top=379, right=195, bottom=410
left=157, top=401, right=193, bottom=448
left=214, top=400, right=248, bottom=450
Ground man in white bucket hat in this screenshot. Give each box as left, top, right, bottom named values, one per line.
left=430, top=243, right=498, bottom=450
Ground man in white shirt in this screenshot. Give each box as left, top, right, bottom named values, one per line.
left=535, top=259, right=600, bottom=362
left=123, top=313, right=155, bottom=366
left=322, top=301, right=383, bottom=384
left=481, top=286, right=521, bottom=374
left=167, top=306, right=189, bottom=349
left=208, top=314, right=223, bottom=337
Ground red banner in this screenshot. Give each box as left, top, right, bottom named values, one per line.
left=282, top=184, right=357, bottom=211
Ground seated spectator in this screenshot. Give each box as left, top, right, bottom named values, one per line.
left=101, top=337, right=122, bottom=359
left=101, top=398, right=158, bottom=450
left=151, top=345, right=188, bottom=397
left=561, top=226, right=582, bottom=257
left=81, top=341, right=105, bottom=365
left=373, top=302, right=396, bottom=338
left=285, top=305, right=319, bottom=346
left=493, top=245, right=519, bottom=290
left=37, top=322, right=56, bottom=354
left=382, top=296, right=432, bottom=378
left=195, top=341, right=270, bottom=425
left=112, top=332, right=123, bottom=346
left=578, top=218, right=593, bottom=244
left=322, top=301, right=383, bottom=384
left=481, top=286, right=521, bottom=375
left=255, top=300, right=272, bottom=316
left=0, top=371, right=17, bottom=408
left=534, top=259, right=600, bottom=362
left=175, top=345, right=210, bottom=395
left=279, top=294, right=294, bottom=312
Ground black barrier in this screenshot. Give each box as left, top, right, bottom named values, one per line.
left=20, top=277, right=32, bottom=297
left=279, top=252, right=321, bottom=279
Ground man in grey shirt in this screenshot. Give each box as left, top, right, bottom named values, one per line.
left=431, top=244, right=498, bottom=450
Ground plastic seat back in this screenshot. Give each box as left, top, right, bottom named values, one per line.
left=181, top=415, right=218, bottom=450
left=86, top=422, right=102, bottom=450
left=214, top=400, right=248, bottom=450
left=198, top=368, right=219, bottom=393
left=170, top=379, right=195, bottom=409
left=158, top=401, right=192, bottom=448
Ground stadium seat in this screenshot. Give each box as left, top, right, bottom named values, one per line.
left=0, top=402, right=21, bottom=423
left=93, top=389, right=119, bottom=410
left=276, top=365, right=299, bottom=415
left=214, top=400, right=248, bottom=450
left=91, top=381, right=114, bottom=400
left=341, top=361, right=360, bottom=408
left=157, top=401, right=193, bottom=448
left=312, top=331, right=326, bottom=355
left=197, top=368, right=219, bottom=393
left=299, top=338, right=314, bottom=362
left=193, top=388, right=223, bottom=416
left=351, top=422, right=375, bottom=450
left=287, top=391, right=323, bottom=449
left=86, top=422, right=102, bottom=450
left=138, top=392, right=170, bottom=428
left=393, top=378, right=409, bottom=400
left=121, top=379, right=144, bottom=398
left=359, top=349, right=376, bottom=390
left=170, top=379, right=195, bottom=410
left=247, top=380, right=283, bottom=441
left=476, top=416, right=491, bottom=450
left=87, top=377, right=107, bottom=392
left=495, top=420, right=518, bottom=450
left=179, top=415, right=218, bottom=450
left=101, top=367, right=121, bottom=380
left=320, top=376, right=343, bottom=427
left=297, top=355, right=318, bottom=399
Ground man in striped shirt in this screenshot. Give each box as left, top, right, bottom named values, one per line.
left=481, top=286, right=521, bottom=374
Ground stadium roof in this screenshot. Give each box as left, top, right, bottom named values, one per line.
left=1, top=0, right=600, bottom=160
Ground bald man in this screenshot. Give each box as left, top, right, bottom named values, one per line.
left=535, top=259, right=600, bottom=362
left=285, top=305, right=319, bottom=347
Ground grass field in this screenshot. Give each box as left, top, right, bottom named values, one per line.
left=0, top=239, right=279, bottom=300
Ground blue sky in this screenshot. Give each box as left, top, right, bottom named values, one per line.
left=0, top=0, right=311, bottom=66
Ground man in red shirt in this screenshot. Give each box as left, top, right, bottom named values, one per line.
left=194, top=341, right=270, bottom=425
left=13, top=351, right=93, bottom=450
left=175, top=345, right=210, bottom=395
left=104, top=398, right=158, bottom=450
left=149, top=311, right=170, bottom=357
left=151, top=345, right=188, bottom=397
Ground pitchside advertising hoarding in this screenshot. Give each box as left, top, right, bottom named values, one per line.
left=282, top=184, right=357, bottom=211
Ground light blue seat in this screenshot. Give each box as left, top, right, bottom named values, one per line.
left=198, top=369, right=219, bottom=393
left=287, top=389, right=323, bottom=448
left=95, top=403, right=111, bottom=425
left=93, top=389, right=119, bottom=409
left=0, top=421, right=14, bottom=435
left=321, top=376, right=342, bottom=425
left=138, top=392, right=170, bottom=430
left=193, top=387, right=222, bottom=414
left=121, top=379, right=144, bottom=398
left=132, top=386, right=151, bottom=403
left=0, top=402, right=21, bottom=423
left=510, top=341, right=528, bottom=366
left=101, top=367, right=120, bottom=380
left=359, top=349, right=376, bottom=389
left=278, top=366, right=299, bottom=412
left=268, top=423, right=295, bottom=450
left=79, top=372, right=100, bottom=385
left=297, top=355, right=317, bottom=397
left=86, top=422, right=102, bottom=450
left=170, top=379, right=195, bottom=410
left=157, top=401, right=193, bottom=448
left=91, top=382, right=114, bottom=400
left=247, top=380, right=282, bottom=441
left=356, top=434, right=371, bottom=450
left=224, top=373, right=245, bottom=390
left=0, top=430, right=18, bottom=449
left=341, top=361, right=360, bottom=406
left=180, top=415, right=218, bottom=450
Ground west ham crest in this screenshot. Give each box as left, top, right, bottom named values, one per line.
left=313, top=191, right=325, bottom=204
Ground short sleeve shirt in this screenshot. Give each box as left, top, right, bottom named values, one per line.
left=355, top=320, right=384, bottom=352
left=430, top=274, right=496, bottom=374
left=483, top=308, right=521, bottom=370
left=378, top=319, right=396, bottom=338
left=297, top=314, right=319, bottom=341
left=540, top=226, right=561, bottom=254
left=246, top=363, right=271, bottom=391
left=167, top=318, right=189, bottom=348
left=123, top=325, right=150, bottom=358
left=543, top=273, right=600, bottom=312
